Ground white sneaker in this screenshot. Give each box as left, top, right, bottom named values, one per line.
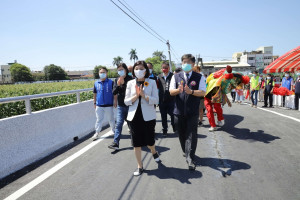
left=209, top=127, right=217, bottom=132
left=217, top=120, right=224, bottom=127
left=92, top=132, right=100, bottom=140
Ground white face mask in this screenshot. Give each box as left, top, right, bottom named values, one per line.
left=267, top=77, right=271, bottom=80
left=134, top=69, right=146, bottom=79
left=149, top=69, right=153, bottom=74
left=118, top=70, right=125, bottom=76
left=99, top=73, right=106, bottom=79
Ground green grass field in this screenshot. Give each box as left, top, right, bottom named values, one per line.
left=0, top=81, right=95, bottom=119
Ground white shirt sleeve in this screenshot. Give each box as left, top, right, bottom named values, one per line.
left=169, top=75, right=176, bottom=90
left=198, top=75, right=206, bottom=92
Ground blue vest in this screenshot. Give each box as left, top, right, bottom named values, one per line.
left=94, top=79, right=113, bottom=106
left=173, top=71, right=202, bottom=116
left=282, top=77, right=293, bottom=90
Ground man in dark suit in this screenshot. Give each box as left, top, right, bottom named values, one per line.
left=157, top=62, right=175, bottom=137
left=169, top=54, right=206, bottom=170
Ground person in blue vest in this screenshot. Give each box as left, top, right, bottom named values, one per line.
left=169, top=54, right=206, bottom=170
left=262, top=74, right=275, bottom=108
left=281, top=71, right=294, bottom=107
left=108, top=63, right=133, bottom=150
left=147, top=62, right=158, bottom=82
left=92, top=67, right=115, bottom=140
left=294, top=71, right=300, bottom=110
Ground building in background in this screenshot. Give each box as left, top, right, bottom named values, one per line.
left=233, top=46, right=276, bottom=73
left=0, top=64, right=13, bottom=84
left=200, top=60, right=253, bottom=75
left=66, top=70, right=94, bottom=80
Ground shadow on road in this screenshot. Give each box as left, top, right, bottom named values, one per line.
left=222, top=114, right=281, bottom=144
left=141, top=145, right=171, bottom=154
left=155, top=133, right=207, bottom=139
left=195, top=156, right=251, bottom=177
left=145, top=163, right=202, bottom=184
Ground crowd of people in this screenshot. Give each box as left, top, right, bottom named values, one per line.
left=91, top=53, right=300, bottom=176
left=230, top=70, right=300, bottom=110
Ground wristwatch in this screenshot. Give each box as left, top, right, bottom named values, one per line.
left=191, top=90, right=194, bottom=95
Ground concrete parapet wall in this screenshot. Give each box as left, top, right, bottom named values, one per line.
left=0, top=100, right=106, bottom=179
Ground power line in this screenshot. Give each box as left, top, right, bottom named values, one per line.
left=110, top=0, right=165, bottom=44
left=118, top=0, right=167, bottom=43
left=170, top=45, right=180, bottom=62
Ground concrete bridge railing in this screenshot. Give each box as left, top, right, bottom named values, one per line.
left=0, top=89, right=109, bottom=179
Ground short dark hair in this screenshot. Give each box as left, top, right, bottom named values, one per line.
left=267, top=73, right=272, bottom=76
left=117, top=63, right=129, bottom=74
left=285, top=71, right=290, bottom=74
left=147, top=62, right=153, bottom=68
left=132, top=60, right=150, bottom=78
left=253, top=70, right=258, bottom=74
left=181, top=54, right=196, bottom=63
left=99, top=66, right=108, bottom=72
left=161, top=61, right=169, bottom=67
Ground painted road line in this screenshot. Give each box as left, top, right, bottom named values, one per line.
left=256, top=107, right=300, bottom=123
left=4, top=126, right=119, bottom=200
left=244, top=102, right=300, bottom=123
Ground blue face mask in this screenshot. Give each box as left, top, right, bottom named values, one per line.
left=253, top=74, right=257, bottom=77
left=297, top=73, right=300, bottom=76
left=118, top=70, right=125, bottom=76
left=128, top=72, right=132, bottom=76
left=285, top=74, right=289, bottom=77
left=99, top=73, right=106, bottom=79
left=182, top=63, right=192, bottom=72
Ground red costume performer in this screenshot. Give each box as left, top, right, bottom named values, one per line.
left=204, top=66, right=250, bottom=131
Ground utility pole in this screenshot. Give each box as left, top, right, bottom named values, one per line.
left=166, top=40, right=172, bottom=69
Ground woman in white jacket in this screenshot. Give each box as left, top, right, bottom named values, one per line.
left=124, top=60, right=160, bottom=176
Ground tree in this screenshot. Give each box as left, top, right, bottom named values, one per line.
left=112, top=56, right=123, bottom=67
left=43, top=64, right=68, bottom=80
left=129, top=49, right=138, bottom=63
left=10, top=63, right=33, bottom=82
left=32, top=72, right=45, bottom=81
left=145, top=56, right=176, bottom=75
left=152, top=50, right=166, bottom=60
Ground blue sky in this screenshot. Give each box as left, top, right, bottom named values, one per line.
left=0, top=0, right=299, bottom=71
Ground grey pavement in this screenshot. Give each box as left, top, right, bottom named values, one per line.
left=1, top=100, right=300, bottom=200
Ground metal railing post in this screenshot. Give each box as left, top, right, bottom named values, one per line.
left=25, top=98, right=31, bottom=114
left=76, top=92, right=80, bottom=103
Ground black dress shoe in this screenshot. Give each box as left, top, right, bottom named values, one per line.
left=262, top=105, right=267, bottom=108
left=162, top=130, right=167, bottom=137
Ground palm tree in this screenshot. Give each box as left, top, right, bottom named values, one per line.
left=152, top=50, right=166, bottom=60
left=129, top=49, right=138, bottom=63
left=112, top=56, right=123, bottom=67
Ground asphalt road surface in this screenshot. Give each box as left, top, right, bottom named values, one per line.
left=1, top=100, right=300, bottom=200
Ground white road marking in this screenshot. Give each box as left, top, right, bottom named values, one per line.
left=245, top=103, right=300, bottom=123
left=4, top=127, right=118, bottom=200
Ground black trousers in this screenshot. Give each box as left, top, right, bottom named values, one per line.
left=174, top=114, right=198, bottom=164
left=264, top=92, right=273, bottom=107
left=231, top=92, right=236, bottom=102
left=283, top=95, right=286, bottom=107
left=295, top=93, right=300, bottom=110
left=159, top=101, right=175, bottom=132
